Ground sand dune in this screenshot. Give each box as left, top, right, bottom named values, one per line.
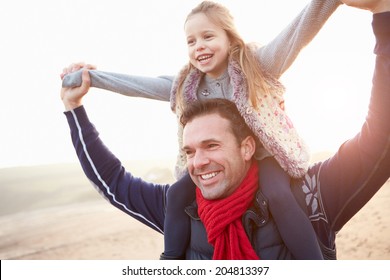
left=0, top=160, right=389, bottom=260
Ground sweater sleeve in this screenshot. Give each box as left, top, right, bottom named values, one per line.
left=258, top=0, right=341, bottom=79
left=64, top=106, right=169, bottom=233
left=62, top=69, right=174, bottom=102
left=317, top=12, right=390, bottom=232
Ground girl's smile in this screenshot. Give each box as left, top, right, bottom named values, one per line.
left=197, top=54, right=214, bottom=65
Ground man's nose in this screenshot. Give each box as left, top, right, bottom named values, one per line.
left=192, top=150, right=210, bottom=169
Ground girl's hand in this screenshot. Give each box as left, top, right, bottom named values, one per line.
left=60, top=62, right=96, bottom=80
left=342, top=0, right=390, bottom=13
left=60, top=63, right=96, bottom=111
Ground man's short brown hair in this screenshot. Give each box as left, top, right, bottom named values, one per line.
left=180, top=99, right=256, bottom=145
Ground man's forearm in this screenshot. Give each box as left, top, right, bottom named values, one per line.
left=320, top=11, right=390, bottom=231
left=64, top=106, right=168, bottom=233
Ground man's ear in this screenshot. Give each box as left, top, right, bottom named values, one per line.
left=241, top=136, right=256, bottom=161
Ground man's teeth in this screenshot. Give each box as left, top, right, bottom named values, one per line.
left=201, top=172, right=218, bottom=180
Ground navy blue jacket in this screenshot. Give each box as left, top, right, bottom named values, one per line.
left=64, top=12, right=390, bottom=259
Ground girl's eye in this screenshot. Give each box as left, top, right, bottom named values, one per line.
left=187, top=39, right=195, bottom=46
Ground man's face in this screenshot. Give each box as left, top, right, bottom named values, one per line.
left=182, top=113, right=254, bottom=200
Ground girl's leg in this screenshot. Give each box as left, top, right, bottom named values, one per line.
left=160, top=173, right=195, bottom=259
left=259, top=157, right=324, bottom=259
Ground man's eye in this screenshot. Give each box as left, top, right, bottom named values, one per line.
left=185, top=150, right=194, bottom=158
left=208, top=143, right=218, bottom=149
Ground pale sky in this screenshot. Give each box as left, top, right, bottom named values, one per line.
left=0, top=0, right=374, bottom=168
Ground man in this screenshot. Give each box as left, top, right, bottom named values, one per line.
left=61, top=0, right=390, bottom=259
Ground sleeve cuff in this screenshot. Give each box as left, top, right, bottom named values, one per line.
left=64, top=105, right=91, bottom=128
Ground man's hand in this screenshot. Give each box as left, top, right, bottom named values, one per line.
left=60, top=63, right=95, bottom=111
left=342, top=0, right=390, bottom=13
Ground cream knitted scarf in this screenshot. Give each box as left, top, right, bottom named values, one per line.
left=170, top=61, right=310, bottom=179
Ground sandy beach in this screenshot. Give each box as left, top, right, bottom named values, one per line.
left=0, top=159, right=389, bottom=260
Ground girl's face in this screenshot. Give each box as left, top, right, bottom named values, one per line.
left=185, top=13, right=231, bottom=79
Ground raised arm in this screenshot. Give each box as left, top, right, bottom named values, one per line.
left=62, top=65, right=174, bottom=102
left=258, top=0, right=342, bottom=78
left=61, top=68, right=168, bottom=233
left=64, top=106, right=168, bottom=233
left=317, top=6, right=390, bottom=232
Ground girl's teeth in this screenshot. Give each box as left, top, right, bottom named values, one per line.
left=198, top=55, right=212, bottom=61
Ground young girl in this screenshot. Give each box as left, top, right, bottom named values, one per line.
left=62, top=0, right=342, bottom=259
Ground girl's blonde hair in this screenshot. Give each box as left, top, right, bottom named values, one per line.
left=176, top=0, right=270, bottom=111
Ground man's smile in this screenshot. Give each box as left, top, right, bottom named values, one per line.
left=200, top=171, right=220, bottom=180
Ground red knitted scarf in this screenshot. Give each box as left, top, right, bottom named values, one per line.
left=196, top=161, right=260, bottom=260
